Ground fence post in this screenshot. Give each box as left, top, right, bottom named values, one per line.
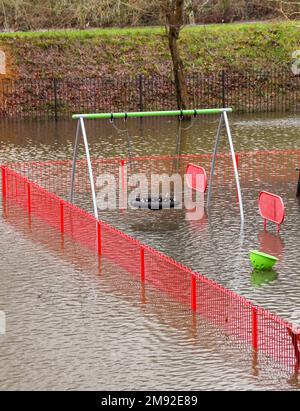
left=60, top=201, right=64, bottom=233
left=222, top=70, right=226, bottom=108
left=191, top=275, right=197, bottom=312
left=252, top=306, right=258, bottom=352
left=27, top=181, right=31, bottom=214
left=53, top=78, right=58, bottom=121
left=235, top=153, right=239, bottom=203
left=1, top=166, right=6, bottom=198
left=140, top=246, right=145, bottom=282
left=120, top=159, right=127, bottom=210
left=235, top=153, right=239, bottom=170
left=138, top=74, right=144, bottom=112
left=97, top=221, right=101, bottom=256
left=0, top=79, right=3, bottom=116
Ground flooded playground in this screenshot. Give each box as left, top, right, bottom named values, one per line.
left=1, top=113, right=300, bottom=390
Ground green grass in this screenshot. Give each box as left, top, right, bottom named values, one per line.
left=0, top=20, right=298, bottom=40
left=0, top=26, right=164, bottom=40
left=1, top=21, right=299, bottom=77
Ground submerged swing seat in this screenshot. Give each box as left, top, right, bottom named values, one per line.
left=130, top=195, right=179, bottom=210
left=130, top=163, right=208, bottom=211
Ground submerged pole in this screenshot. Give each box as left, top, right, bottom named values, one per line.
left=207, top=114, right=223, bottom=209
left=80, top=118, right=99, bottom=220
left=223, top=111, right=244, bottom=224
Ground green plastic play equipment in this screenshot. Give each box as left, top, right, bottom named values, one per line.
left=249, top=250, right=278, bottom=271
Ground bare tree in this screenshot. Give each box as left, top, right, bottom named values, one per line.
left=259, top=0, right=300, bottom=19
left=165, top=0, right=188, bottom=110
left=122, top=0, right=191, bottom=110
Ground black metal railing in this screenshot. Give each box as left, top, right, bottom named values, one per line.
left=0, top=70, right=299, bottom=119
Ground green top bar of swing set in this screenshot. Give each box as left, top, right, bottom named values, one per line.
left=72, top=108, right=232, bottom=120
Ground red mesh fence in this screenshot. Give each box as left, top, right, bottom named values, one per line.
left=256, top=307, right=300, bottom=370
left=195, top=277, right=253, bottom=347
left=2, top=151, right=300, bottom=373
left=7, top=150, right=300, bottom=206
left=143, top=248, right=192, bottom=307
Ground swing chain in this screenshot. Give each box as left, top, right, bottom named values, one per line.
left=109, top=113, right=129, bottom=133
left=108, top=113, right=134, bottom=174
left=177, top=110, right=198, bottom=131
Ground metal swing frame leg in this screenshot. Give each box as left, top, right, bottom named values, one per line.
left=70, top=120, right=80, bottom=204
left=70, top=118, right=99, bottom=220
left=207, top=111, right=244, bottom=224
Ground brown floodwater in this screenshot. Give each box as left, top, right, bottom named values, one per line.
left=0, top=113, right=300, bottom=390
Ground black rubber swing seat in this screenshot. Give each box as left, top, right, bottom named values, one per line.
left=130, top=195, right=179, bottom=210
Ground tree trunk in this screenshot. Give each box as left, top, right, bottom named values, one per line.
left=166, top=0, right=188, bottom=110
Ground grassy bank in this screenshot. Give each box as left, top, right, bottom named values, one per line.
left=0, top=21, right=299, bottom=78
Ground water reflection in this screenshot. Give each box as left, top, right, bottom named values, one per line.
left=251, top=269, right=278, bottom=286
left=258, top=230, right=284, bottom=261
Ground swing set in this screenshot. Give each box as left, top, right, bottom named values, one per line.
left=70, top=108, right=244, bottom=222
